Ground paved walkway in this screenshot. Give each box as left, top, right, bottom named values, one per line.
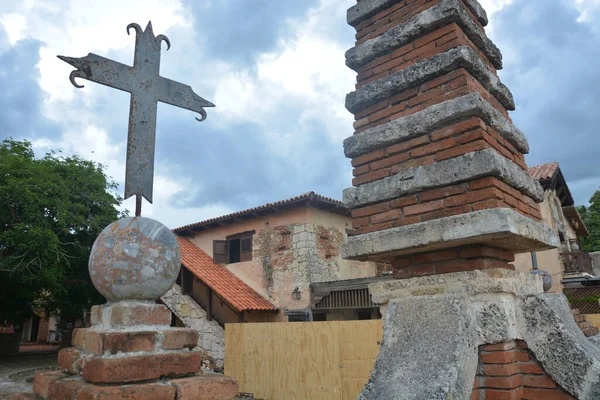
left=0, top=351, right=58, bottom=399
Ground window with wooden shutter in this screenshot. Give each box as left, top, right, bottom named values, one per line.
left=213, top=240, right=228, bottom=264
left=240, top=236, right=252, bottom=262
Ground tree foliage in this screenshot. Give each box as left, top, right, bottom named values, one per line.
left=0, top=138, right=125, bottom=325
left=578, top=190, right=600, bottom=253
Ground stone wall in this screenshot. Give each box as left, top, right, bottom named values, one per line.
left=161, top=284, right=225, bottom=369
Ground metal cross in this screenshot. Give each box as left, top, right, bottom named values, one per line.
left=58, top=21, right=214, bottom=216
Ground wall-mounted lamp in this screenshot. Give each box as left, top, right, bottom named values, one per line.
left=292, top=287, right=301, bottom=300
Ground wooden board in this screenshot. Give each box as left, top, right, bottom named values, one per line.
left=225, top=320, right=382, bottom=400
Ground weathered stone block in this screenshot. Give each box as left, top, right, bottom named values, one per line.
left=34, top=370, right=70, bottom=399
left=76, top=382, right=177, bottom=400
left=57, top=347, right=83, bottom=374
left=343, top=149, right=543, bottom=209
left=342, top=208, right=559, bottom=260
left=344, top=93, right=528, bottom=159
left=84, top=330, right=156, bottom=355
left=72, top=328, right=87, bottom=350
left=346, top=46, right=514, bottom=114
left=82, top=351, right=202, bottom=383
left=170, top=374, right=238, bottom=400
left=92, top=301, right=172, bottom=328
left=161, top=328, right=199, bottom=350
left=53, top=378, right=88, bottom=400
left=346, top=0, right=499, bottom=70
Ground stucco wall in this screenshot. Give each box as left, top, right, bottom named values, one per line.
left=513, top=190, right=579, bottom=293
left=188, top=206, right=376, bottom=320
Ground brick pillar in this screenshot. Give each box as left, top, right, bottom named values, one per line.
left=340, top=0, right=557, bottom=277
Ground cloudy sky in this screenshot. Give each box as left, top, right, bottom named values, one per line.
left=1, top=0, right=599, bottom=228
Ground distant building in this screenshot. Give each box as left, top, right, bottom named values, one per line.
left=513, top=162, right=591, bottom=292
left=162, top=192, right=378, bottom=366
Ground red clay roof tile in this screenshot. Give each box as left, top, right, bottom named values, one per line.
left=528, top=162, right=559, bottom=181
left=177, top=237, right=277, bottom=312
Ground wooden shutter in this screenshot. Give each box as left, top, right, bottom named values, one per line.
left=213, top=240, right=228, bottom=264
left=240, top=236, right=253, bottom=262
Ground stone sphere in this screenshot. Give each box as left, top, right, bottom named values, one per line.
left=89, top=217, right=181, bottom=301
left=530, top=269, right=553, bottom=292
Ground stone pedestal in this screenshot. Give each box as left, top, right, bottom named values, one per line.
left=361, top=270, right=600, bottom=399
left=25, top=302, right=238, bottom=400
left=10, top=217, right=238, bottom=400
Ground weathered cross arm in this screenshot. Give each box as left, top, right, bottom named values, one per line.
left=158, top=77, right=215, bottom=121
left=57, top=54, right=134, bottom=92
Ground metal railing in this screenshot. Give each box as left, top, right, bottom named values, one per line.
left=561, top=251, right=594, bottom=275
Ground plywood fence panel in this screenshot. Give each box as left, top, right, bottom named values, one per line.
left=225, top=320, right=383, bottom=400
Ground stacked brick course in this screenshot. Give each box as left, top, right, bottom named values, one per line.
left=572, top=308, right=600, bottom=337
left=14, top=302, right=238, bottom=400
left=471, top=340, right=575, bottom=400
left=341, top=0, right=556, bottom=279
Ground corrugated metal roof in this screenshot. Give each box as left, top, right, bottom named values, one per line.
left=177, top=237, right=277, bottom=312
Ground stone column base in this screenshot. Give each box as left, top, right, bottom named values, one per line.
left=360, top=269, right=600, bottom=399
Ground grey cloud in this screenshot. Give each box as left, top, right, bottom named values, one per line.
left=491, top=0, right=600, bottom=205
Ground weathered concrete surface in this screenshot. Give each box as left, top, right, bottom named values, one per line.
left=346, top=0, right=500, bottom=70
left=344, top=92, right=528, bottom=157
left=347, top=0, right=488, bottom=27
left=519, top=294, right=600, bottom=400
left=590, top=251, right=600, bottom=277
left=89, top=217, right=181, bottom=301
left=358, top=296, right=478, bottom=399
left=346, top=46, right=514, bottom=113
left=343, top=149, right=543, bottom=208
left=369, top=268, right=543, bottom=304
left=161, top=284, right=225, bottom=369
left=342, top=208, right=559, bottom=260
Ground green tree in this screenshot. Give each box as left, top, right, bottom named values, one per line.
left=0, top=138, right=125, bottom=327
left=578, top=190, right=600, bottom=252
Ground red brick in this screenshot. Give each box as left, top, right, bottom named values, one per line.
left=470, top=389, right=482, bottom=400
left=430, top=118, right=485, bottom=142
left=393, top=215, right=421, bottom=227
left=481, top=341, right=517, bottom=351
left=393, top=265, right=436, bottom=279
left=352, top=202, right=391, bottom=218
left=370, top=152, right=410, bottom=170
left=421, top=68, right=465, bottom=92
left=108, top=303, right=172, bottom=327
left=171, top=374, right=239, bottom=400
left=404, top=199, right=444, bottom=216
left=519, top=362, right=544, bottom=375
left=72, top=328, right=87, bottom=350
left=472, top=199, right=509, bottom=212
left=418, top=184, right=468, bottom=202
left=391, top=155, right=435, bottom=173
left=458, top=246, right=515, bottom=262
left=82, top=352, right=202, bottom=383
left=483, top=374, right=522, bottom=389
left=483, top=388, right=523, bottom=400
left=436, top=259, right=511, bottom=275
left=387, top=135, right=430, bottom=155
left=445, top=188, right=504, bottom=208
left=53, top=378, right=88, bottom=400
left=353, top=169, right=391, bottom=186
left=355, top=100, right=388, bottom=120
left=352, top=149, right=386, bottom=167
left=57, top=347, right=83, bottom=374
left=481, top=350, right=519, bottom=364
left=412, top=249, right=457, bottom=264
left=389, top=87, right=420, bottom=105
left=516, top=350, right=530, bottom=362
left=391, top=257, right=412, bottom=269
left=371, top=209, right=402, bottom=224
left=161, top=329, right=198, bottom=351
left=411, top=137, right=456, bottom=157
left=391, top=195, right=418, bottom=209
left=522, top=375, right=557, bottom=389
left=88, top=331, right=156, bottom=355
left=353, top=164, right=370, bottom=177
left=436, top=140, right=490, bottom=161
left=521, top=388, right=576, bottom=400
left=33, top=370, right=70, bottom=399
left=470, top=177, right=497, bottom=190
left=77, top=382, right=177, bottom=400
left=482, top=362, right=520, bottom=376
left=420, top=204, right=471, bottom=222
